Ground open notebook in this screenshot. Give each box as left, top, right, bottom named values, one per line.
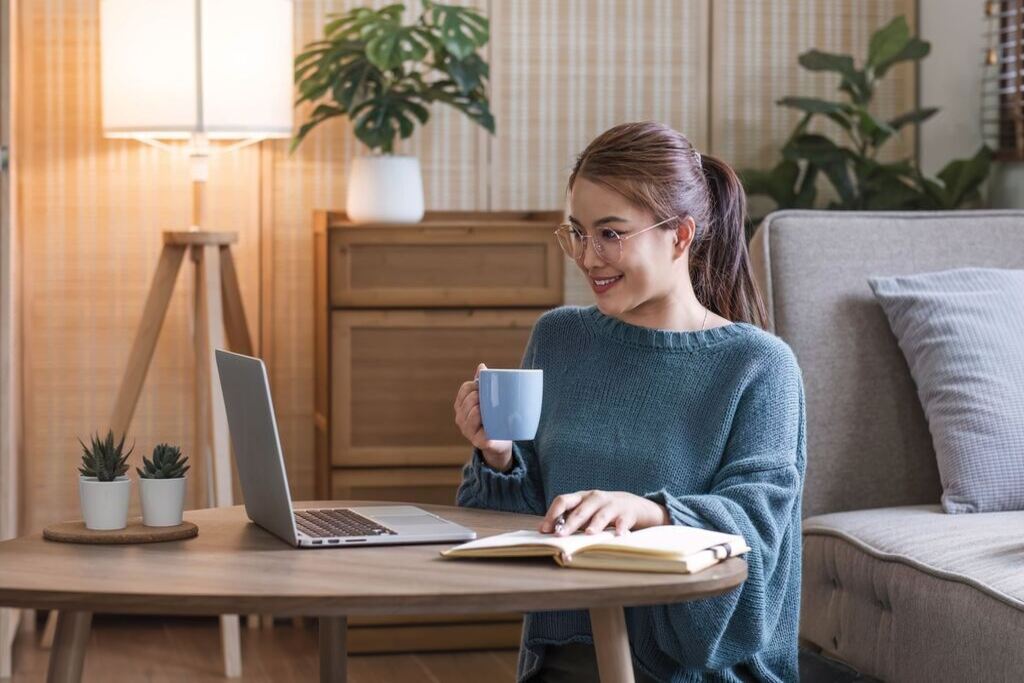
left=440, top=525, right=750, bottom=574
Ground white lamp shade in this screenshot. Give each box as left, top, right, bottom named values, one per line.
left=101, top=0, right=294, bottom=140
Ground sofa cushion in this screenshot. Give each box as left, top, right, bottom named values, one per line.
left=868, top=267, right=1024, bottom=513
left=801, top=505, right=1024, bottom=682
left=749, top=210, right=1024, bottom=517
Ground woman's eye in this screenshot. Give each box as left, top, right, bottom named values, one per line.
left=599, top=228, right=620, bottom=240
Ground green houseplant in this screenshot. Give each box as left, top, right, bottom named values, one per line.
left=293, top=1, right=494, bottom=223
left=138, top=444, right=190, bottom=527
left=77, top=430, right=133, bottom=530
left=740, top=16, right=991, bottom=228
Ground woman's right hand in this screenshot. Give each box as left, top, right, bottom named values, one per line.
left=454, top=363, right=514, bottom=472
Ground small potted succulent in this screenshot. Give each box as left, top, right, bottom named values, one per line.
left=137, top=443, right=190, bottom=527
left=77, top=430, right=133, bottom=530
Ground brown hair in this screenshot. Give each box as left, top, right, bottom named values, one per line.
left=566, top=121, right=768, bottom=329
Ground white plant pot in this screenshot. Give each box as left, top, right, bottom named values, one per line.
left=78, top=476, right=131, bottom=531
left=345, top=154, right=425, bottom=224
left=139, top=477, right=187, bottom=527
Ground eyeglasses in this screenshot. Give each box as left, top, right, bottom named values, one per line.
left=553, top=215, right=679, bottom=265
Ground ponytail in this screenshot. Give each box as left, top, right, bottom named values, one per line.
left=567, top=121, right=770, bottom=330
left=691, top=154, right=768, bottom=329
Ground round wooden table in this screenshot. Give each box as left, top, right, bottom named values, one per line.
left=0, top=502, right=747, bottom=683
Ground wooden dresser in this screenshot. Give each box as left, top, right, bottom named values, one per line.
left=313, top=210, right=564, bottom=653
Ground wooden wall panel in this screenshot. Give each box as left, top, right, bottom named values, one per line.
left=14, top=0, right=920, bottom=529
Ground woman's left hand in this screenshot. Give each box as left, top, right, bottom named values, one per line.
left=539, top=490, right=670, bottom=536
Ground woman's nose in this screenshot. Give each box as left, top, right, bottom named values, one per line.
left=580, top=236, right=605, bottom=268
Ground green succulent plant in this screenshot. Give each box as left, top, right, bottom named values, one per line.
left=137, top=444, right=190, bottom=480
left=78, top=430, right=132, bottom=482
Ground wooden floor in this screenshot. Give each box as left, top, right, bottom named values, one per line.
left=5, top=614, right=520, bottom=682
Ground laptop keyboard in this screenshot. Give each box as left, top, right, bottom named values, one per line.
left=295, top=508, right=398, bottom=538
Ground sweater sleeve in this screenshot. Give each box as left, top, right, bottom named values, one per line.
left=641, top=345, right=806, bottom=671
left=454, top=316, right=548, bottom=516
left=455, top=441, right=547, bottom=515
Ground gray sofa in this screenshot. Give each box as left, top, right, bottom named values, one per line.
left=748, top=210, right=1024, bottom=682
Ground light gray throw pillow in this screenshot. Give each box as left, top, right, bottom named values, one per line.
left=868, top=267, right=1024, bottom=513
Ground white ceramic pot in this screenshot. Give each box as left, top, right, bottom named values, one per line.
left=345, top=154, right=425, bottom=224
left=78, top=476, right=131, bottom=531
left=139, top=477, right=187, bottom=527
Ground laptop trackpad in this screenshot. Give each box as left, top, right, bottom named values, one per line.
left=356, top=506, right=454, bottom=529
left=385, top=517, right=448, bottom=527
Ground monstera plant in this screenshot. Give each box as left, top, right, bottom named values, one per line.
left=292, top=2, right=494, bottom=223
left=741, top=16, right=991, bottom=228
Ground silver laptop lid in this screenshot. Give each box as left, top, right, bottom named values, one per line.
left=215, top=349, right=299, bottom=546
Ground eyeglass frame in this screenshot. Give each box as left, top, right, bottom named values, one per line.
left=553, top=214, right=681, bottom=264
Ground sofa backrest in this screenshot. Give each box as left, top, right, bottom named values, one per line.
left=748, top=210, right=1024, bottom=518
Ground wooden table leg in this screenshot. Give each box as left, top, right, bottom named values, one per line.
left=46, top=611, right=91, bottom=683
left=590, top=606, right=635, bottom=683
left=318, top=616, right=347, bottom=683
left=220, top=614, right=241, bottom=678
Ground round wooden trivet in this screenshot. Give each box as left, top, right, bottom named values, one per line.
left=43, top=518, right=198, bottom=545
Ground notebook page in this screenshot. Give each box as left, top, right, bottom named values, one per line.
left=445, top=529, right=618, bottom=555
left=578, top=525, right=749, bottom=559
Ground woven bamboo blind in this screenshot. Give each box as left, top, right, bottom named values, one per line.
left=984, top=0, right=1024, bottom=158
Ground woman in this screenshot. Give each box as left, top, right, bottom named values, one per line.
left=453, top=121, right=806, bottom=683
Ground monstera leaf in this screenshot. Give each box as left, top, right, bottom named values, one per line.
left=741, top=14, right=991, bottom=223
left=293, top=1, right=494, bottom=154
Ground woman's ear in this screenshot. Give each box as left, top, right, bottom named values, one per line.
left=672, top=216, right=697, bottom=258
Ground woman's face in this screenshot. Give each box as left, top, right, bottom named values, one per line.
left=567, top=176, right=690, bottom=319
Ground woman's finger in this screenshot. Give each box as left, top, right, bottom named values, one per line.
left=614, top=516, right=632, bottom=536
left=459, top=389, right=480, bottom=417
left=584, top=505, right=619, bottom=535
left=540, top=492, right=584, bottom=532
left=453, top=380, right=476, bottom=410
left=558, top=492, right=604, bottom=536
left=470, top=424, right=491, bottom=451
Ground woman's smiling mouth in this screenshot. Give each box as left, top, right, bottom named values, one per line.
left=590, top=274, right=623, bottom=294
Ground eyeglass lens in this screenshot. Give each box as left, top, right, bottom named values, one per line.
left=556, top=226, right=621, bottom=263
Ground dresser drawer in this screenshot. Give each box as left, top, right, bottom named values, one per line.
left=328, top=221, right=563, bottom=308
left=331, top=309, right=543, bottom=468
left=330, top=466, right=464, bottom=506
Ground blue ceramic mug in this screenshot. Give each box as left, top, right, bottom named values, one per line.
left=476, top=369, right=543, bottom=441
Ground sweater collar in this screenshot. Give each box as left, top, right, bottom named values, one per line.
left=581, top=305, right=753, bottom=351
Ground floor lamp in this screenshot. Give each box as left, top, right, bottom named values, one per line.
left=40, top=1, right=294, bottom=678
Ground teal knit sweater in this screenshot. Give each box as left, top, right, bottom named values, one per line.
left=456, top=305, right=806, bottom=683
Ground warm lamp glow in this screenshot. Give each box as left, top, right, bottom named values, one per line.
left=100, top=0, right=293, bottom=140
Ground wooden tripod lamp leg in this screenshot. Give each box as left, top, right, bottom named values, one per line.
left=220, top=246, right=254, bottom=357
left=196, top=244, right=234, bottom=509
left=194, top=243, right=242, bottom=678
left=111, top=244, right=188, bottom=436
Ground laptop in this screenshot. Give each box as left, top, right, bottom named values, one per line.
left=215, top=349, right=477, bottom=548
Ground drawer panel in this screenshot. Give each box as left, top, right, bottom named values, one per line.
left=330, top=466, right=465, bottom=507
left=331, top=309, right=543, bottom=467
left=329, top=224, right=563, bottom=308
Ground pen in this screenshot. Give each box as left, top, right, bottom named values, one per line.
left=553, top=514, right=565, bottom=534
